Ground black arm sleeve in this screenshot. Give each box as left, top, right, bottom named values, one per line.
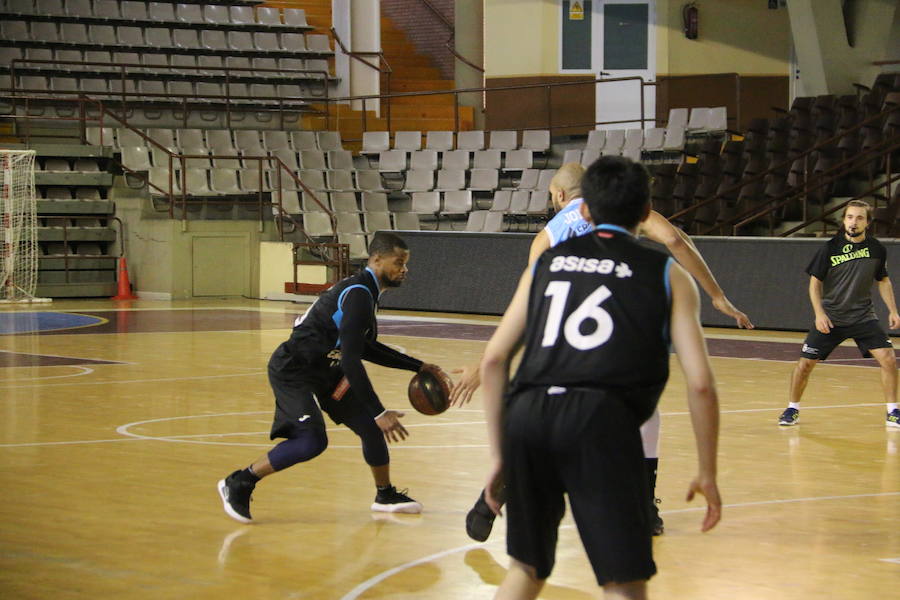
left=338, top=288, right=385, bottom=418
left=363, top=339, right=423, bottom=372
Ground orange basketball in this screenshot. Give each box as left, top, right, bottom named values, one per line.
left=408, top=370, right=451, bottom=415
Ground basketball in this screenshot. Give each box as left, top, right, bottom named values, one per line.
left=408, top=370, right=451, bottom=415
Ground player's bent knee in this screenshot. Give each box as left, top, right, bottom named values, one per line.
left=268, top=428, right=328, bottom=471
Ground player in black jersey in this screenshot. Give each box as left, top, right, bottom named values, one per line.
left=777, top=200, right=899, bottom=428
left=480, top=157, right=721, bottom=599
left=217, top=232, right=451, bottom=523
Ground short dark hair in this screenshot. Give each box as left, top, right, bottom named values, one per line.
left=368, top=231, right=408, bottom=258
left=580, top=155, right=650, bottom=229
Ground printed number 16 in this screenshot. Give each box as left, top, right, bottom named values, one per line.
left=541, top=281, right=614, bottom=350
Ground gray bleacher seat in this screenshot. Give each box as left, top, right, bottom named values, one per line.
left=426, top=131, right=454, bottom=152
left=173, top=29, right=200, bottom=50
left=316, top=131, right=342, bottom=151
left=284, top=8, right=308, bottom=27
left=562, top=149, right=582, bottom=164
left=378, top=150, right=406, bottom=172
left=581, top=148, right=601, bottom=166
left=356, top=170, right=386, bottom=192
left=410, top=191, right=440, bottom=215
left=586, top=129, right=606, bottom=150
left=508, top=190, right=530, bottom=216
left=177, top=2, right=203, bottom=23
left=148, top=166, right=180, bottom=195
left=364, top=211, right=392, bottom=234
left=45, top=187, right=73, bottom=200
left=362, top=131, right=390, bottom=156
left=403, top=170, right=434, bottom=192
left=527, top=191, right=550, bottom=215
left=230, top=5, right=255, bottom=25
left=93, top=1, right=120, bottom=18
left=278, top=190, right=301, bottom=214
left=74, top=187, right=101, bottom=200
left=473, top=150, right=501, bottom=170
left=514, top=168, right=540, bottom=190
left=298, top=150, right=326, bottom=170
left=229, top=31, right=255, bottom=52
left=202, top=30, right=229, bottom=51
left=240, top=168, right=270, bottom=191
left=338, top=233, right=369, bottom=260
left=536, top=169, right=556, bottom=191
left=327, top=150, right=354, bottom=170
left=85, top=127, right=114, bottom=146
left=457, top=130, right=485, bottom=151
left=0, top=22, right=28, bottom=41
left=36, top=0, right=62, bottom=14
left=297, top=169, right=326, bottom=191
left=118, top=26, right=145, bottom=47
left=330, top=192, right=358, bottom=213
left=394, top=131, right=422, bottom=151
left=204, top=4, right=229, bottom=24
left=522, top=129, right=550, bottom=152
left=234, top=130, right=267, bottom=157
left=482, top=211, right=504, bottom=232
left=622, top=129, right=644, bottom=156
left=435, top=169, right=465, bottom=191
left=282, top=33, right=308, bottom=52
left=686, top=107, right=710, bottom=134
left=256, top=6, right=282, bottom=25
left=121, top=146, right=152, bottom=171
left=642, top=128, right=665, bottom=152
left=489, top=130, right=517, bottom=151
left=441, top=150, right=470, bottom=170
left=503, top=149, right=532, bottom=171
left=303, top=212, right=333, bottom=237
left=667, top=107, right=689, bottom=130
left=271, top=147, right=298, bottom=171
left=117, top=128, right=146, bottom=148
left=264, top=131, right=291, bottom=152
left=149, top=2, right=175, bottom=21
left=392, top=211, right=420, bottom=230
left=336, top=213, right=364, bottom=234
left=32, top=22, right=59, bottom=42
left=88, top=24, right=117, bottom=45
left=254, top=32, right=280, bottom=52
left=409, top=150, right=438, bottom=171
left=183, top=168, right=212, bottom=195
left=361, top=191, right=389, bottom=212
left=146, top=28, right=172, bottom=49
left=121, top=1, right=147, bottom=20
left=442, top=190, right=472, bottom=215
left=206, top=129, right=236, bottom=154
left=465, top=210, right=486, bottom=232
left=489, top=190, right=512, bottom=212
left=210, top=169, right=241, bottom=194
left=301, top=191, right=327, bottom=211
left=663, top=126, right=686, bottom=152
left=66, top=0, right=90, bottom=15
left=291, top=131, right=317, bottom=151
left=326, top=170, right=355, bottom=192
left=306, top=34, right=332, bottom=53
left=469, top=168, right=499, bottom=191
left=604, top=130, right=625, bottom=154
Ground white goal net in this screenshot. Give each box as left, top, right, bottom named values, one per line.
left=0, top=149, right=43, bottom=303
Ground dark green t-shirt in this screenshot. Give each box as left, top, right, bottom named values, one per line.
left=806, top=233, right=889, bottom=327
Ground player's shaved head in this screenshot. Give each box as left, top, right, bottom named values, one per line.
left=550, top=163, right=585, bottom=198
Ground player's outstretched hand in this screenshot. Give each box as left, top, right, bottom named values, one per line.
left=484, top=460, right=505, bottom=516
left=712, top=295, right=754, bottom=329
left=686, top=475, right=721, bottom=532
left=449, top=362, right=481, bottom=407
left=375, top=410, right=408, bottom=443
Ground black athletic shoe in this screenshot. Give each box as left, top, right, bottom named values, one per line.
left=371, top=485, right=422, bottom=513
left=466, top=490, right=497, bottom=542
left=651, top=497, right=664, bottom=536
left=217, top=470, right=255, bottom=524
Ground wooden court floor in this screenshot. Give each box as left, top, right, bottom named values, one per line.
left=1, top=298, right=898, bottom=599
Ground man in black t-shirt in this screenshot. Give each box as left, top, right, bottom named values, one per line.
left=778, top=200, right=900, bottom=428
left=217, top=232, right=452, bottom=523
left=479, top=157, right=721, bottom=599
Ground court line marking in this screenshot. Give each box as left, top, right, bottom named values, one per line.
left=339, top=491, right=900, bottom=600
left=1, top=402, right=894, bottom=449
left=880, top=558, right=900, bottom=564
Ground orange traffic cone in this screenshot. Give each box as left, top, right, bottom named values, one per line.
left=112, top=256, right=138, bottom=300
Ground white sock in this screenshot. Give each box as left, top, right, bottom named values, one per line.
left=788, top=402, right=801, bottom=410
left=888, top=403, right=898, bottom=413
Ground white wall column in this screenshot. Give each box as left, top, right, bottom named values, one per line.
left=349, top=0, right=381, bottom=115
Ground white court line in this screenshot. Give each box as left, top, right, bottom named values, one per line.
left=340, top=491, right=900, bottom=600
left=880, top=558, right=900, bottom=564
left=0, top=370, right=266, bottom=389
left=0, top=365, right=95, bottom=380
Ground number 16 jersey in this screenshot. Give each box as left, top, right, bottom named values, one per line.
left=512, top=224, right=673, bottom=396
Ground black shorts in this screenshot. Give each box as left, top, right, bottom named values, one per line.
left=503, top=387, right=658, bottom=585
left=800, top=320, right=892, bottom=361
left=268, top=364, right=359, bottom=440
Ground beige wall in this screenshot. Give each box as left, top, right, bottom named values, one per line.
left=484, top=0, right=558, bottom=76
left=483, top=0, right=791, bottom=78
left=658, top=0, right=790, bottom=75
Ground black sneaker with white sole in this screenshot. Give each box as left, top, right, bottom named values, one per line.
left=371, top=485, right=422, bottom=513
left=217, top=470, right=256, bottom=524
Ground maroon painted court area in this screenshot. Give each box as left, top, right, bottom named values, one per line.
left=0, top=351, right=123, bottom=368
left=4, top=309, right=895, bottom=368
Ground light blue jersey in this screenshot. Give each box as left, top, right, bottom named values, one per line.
left=544, top=197, right=593, bottom=247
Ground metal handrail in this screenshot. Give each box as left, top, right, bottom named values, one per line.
left=329, top=26, right=393, bottom=130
